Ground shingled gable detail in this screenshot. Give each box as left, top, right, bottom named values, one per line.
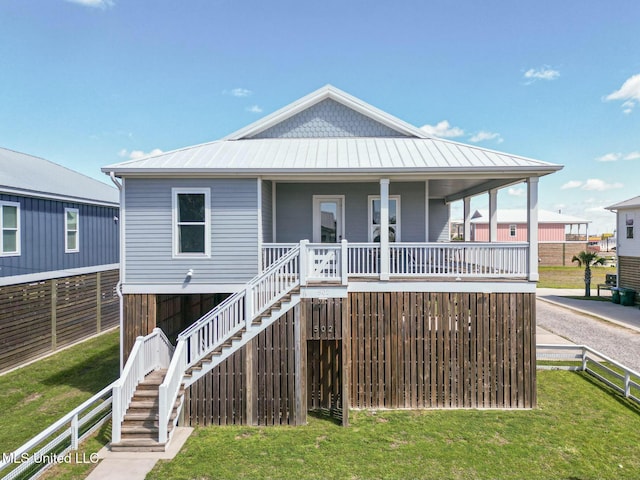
left=251, top=98, right=407, bottom=138
left=224, top=84, right=428, bottom=141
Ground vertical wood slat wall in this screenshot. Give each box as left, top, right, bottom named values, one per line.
left=182, top=306, right=301, bottom=426
left=348, top=292, right=536, bottom=409
left=0, top=269, right=119, bottom=374
left=128, top=290, right=536, bottom=427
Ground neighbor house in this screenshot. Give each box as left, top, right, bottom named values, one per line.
left=606, top=195, right=640, bottom=301
left=0, top=147, right=120, bottom=373
left=452, top=209, right=590, bottom=266
left=103, top=86, right=562, bottom=450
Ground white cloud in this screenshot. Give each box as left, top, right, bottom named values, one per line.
left=524, top=66, right=560, bottom=83
left=605, top=73, right=640, bottom=113
left=65, top=0, right=114, bottom=8
left=581, top=178, right=623, bottom=191
left=595, top=151, right=640, bottom=162
left=246, top=105, right=263, bottom=113
left=561, top=180, right=583, bottom=190
left=585, top=206, right=608, bottom=213
left=595, top=153, right=621, bottom=162
left=507, top=187, right=525, bottom=197
left=229, top=88, right=252, bottom=97
left=469, top=130, right=503, bottom=143
left=420, top=120, right=464, bottom=138
left=119, top=148, right=163, bottom=160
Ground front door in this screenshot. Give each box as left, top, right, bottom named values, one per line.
left=313, top=196, right=344, bottom=243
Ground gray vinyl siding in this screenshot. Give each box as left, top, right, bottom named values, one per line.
left=0, top=193, right=119, bottom=278
left=429, top=199, right=450, bottom=242
left=275, top=182, right=426, bottom=243
left=124, top=178, right=258, bottom=285
left=261, top=180, right=273, bottom=243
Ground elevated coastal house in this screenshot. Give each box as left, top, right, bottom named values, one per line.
left=606, top=196, right=640, bottom=301
left=103, top=86, right=562, bottom=450
left=0, top=147, right=119, bottom=373
left=452, top=209, right=590, bottom=266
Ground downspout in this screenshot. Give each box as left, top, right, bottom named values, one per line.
left=109, top=172, right=125, bottom=373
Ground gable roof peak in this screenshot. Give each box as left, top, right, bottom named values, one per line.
left=224, top=84, right=430, bottom=140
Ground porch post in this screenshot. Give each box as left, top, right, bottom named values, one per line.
left=424, top=180, right=430, bottom=242
left=489, top=188, right=498, bottom=242
left=463, top=197, right=472, bottom=241
left=380, top=179, right=390, bottom=280
left=527, top=177, right=539, bottom=281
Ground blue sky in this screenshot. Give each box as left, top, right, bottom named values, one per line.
left=1, top=0, right=639, bottom=234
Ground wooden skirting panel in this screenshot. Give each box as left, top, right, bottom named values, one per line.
left=348, top=291, right=536, bottom=409
left=0, top=269, right=119, bottom=374
left=182, top=306, right=302, bottom=426
left=619, top=256, right=640, bottom=302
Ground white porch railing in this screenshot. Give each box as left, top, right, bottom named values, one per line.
left=389, top=242, right=529, bottom=277
left=111, top=328, right=174, bottom=444
left=262, top=243, right=297, bottom=271
left=262, top=241, right=531, bottom=280
left=158, top=245, right=302, bottom=444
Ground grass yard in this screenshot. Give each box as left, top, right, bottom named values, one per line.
left=0, top=329, right=120, bottom=454
left=148, top=371, right=640, bottom=480
left=538, top=266, right=610, bottom=289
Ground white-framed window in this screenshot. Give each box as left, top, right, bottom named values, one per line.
left=627, top=226, right=634, bottom=239
left=368, top=195, right=400, bottom=242
left=509, top=224, right=517, bottom=237
left=1, top=201, right=20, bottom=256
left=172, top=188, right=210, bottom=257
left=65, top=208, right=80, bottom=253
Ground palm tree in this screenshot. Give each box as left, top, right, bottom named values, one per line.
left=571, top=251, right=605, bottom=297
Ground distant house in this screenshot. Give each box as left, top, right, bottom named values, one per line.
left=103, top=85, right=562, bottom=450
left=0, top=147, right=120, bottom=373
left=606, top=196, right=640, bottom=300
left=452, top=209, right=590, bottom=266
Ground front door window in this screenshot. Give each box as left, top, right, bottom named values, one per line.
left=313, top=196, right=344, bottom=243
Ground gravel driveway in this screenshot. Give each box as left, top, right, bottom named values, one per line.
left=537, top=299, right=640, bottom=372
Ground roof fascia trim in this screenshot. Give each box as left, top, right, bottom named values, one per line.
left=0, top=186, right=119, bottom=207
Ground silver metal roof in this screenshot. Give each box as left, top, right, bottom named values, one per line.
left=103, top=136, right=560, bottom=176
left=606, top=196, right=640, bottom=210
left=1, top=147, right=119, bottom=206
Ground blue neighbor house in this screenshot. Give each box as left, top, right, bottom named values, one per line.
left=0, top=147, right=120, bottom=373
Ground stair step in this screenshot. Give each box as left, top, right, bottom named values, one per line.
left=122, top=425, right=159, bottom=435
left=110, top=439, right=167, bottom=453
left=132, top=389, right=160, bottom=399
left=123, top=412, right=176, bottom=423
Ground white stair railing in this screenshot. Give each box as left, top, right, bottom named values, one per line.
left=158, top=244, right=301, bottom=444
left=112, top=328, right=174, bottom=444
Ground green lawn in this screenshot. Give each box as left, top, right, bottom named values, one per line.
left=0, top=329, right=120, bottom=454
left=538, top=266, right=610, bottom=289
left=148, top=371, right=640, bottom=480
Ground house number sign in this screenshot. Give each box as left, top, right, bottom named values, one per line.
left=313, top=324, right=333, bottom=334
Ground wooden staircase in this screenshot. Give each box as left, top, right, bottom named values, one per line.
left=111, top=369, right=183, bottom=452
left=183, top=290, right=300, bottom=384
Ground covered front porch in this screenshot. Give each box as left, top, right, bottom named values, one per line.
left=259, top=175, right=541, bottom=283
